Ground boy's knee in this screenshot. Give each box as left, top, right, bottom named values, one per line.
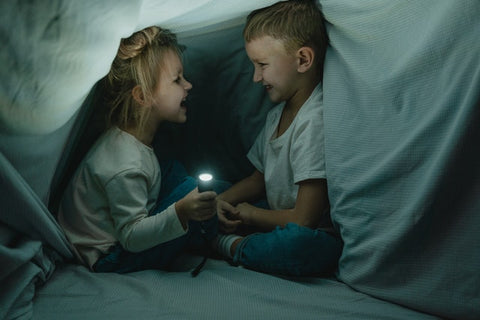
left=239, top=224, right=319, bottom=258
left=271, top=223, right=342, bottom=260
left=274, top=223, right=315, bottom=247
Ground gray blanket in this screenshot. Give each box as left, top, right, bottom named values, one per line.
left=1, top=0, right=478, bottom=319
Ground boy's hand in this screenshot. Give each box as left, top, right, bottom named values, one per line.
left=217, top=199, right=242, bottom=233
left=176, top=188, right=217, bottom=227
left=235, top=202, right=255, bottom=225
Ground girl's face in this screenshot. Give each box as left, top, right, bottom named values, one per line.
left=150, top=49, right=192, bottom=124
left=245, top=36, right=299, bottom=104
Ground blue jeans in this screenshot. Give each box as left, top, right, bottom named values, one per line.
left=93, top=161, right=218, bottom=273
left=232, top=223, right=343, bottom=276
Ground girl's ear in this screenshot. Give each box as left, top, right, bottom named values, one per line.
left=296, top=47, right=315, bottom=73
left=132, top=85, right=148, bottom=106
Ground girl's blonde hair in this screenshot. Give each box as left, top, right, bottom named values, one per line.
left=243, top=0, right=327, bottom=77
left=105, top=26, right=181, bottom=133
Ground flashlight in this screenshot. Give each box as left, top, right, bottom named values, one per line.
left=197, top=173, right=213, bottom=192
left=192, top=172, right=215, bottom=277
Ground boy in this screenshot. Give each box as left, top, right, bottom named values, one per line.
left=215, top=0, right=342, bottom=276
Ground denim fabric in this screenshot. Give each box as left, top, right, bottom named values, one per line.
left=93, top=160, right=218, bottom=273
left=156, top=159, right=190, bottom=202
left=233, top=223, right=343, bottom=276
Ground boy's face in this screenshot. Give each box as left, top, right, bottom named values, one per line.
left=150, top=49, right=192, bottom=124
left=245, top=36, right=299, bottom=103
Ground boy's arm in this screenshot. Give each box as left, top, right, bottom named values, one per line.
left=216, top=169, right=266, bottom=233
left=237, top=178, right=328, bottom=231
left=217, top=169, right=266, bottom=205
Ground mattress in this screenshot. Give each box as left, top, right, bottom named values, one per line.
left=33, top=256, right=439, bottom=320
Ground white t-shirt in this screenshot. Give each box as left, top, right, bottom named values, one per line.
left=247, top=84, right=326, bottom=210
left=58, top=127, right=187, bottom=268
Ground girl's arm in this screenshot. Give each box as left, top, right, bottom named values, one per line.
left=237, top=178, right=328, bottom=231
left=107, top=170, right=215, bottom=252
left=106, top=171, right=187, bottom=252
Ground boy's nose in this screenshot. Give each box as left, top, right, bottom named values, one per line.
left=253, top=68, right=262, bottom=83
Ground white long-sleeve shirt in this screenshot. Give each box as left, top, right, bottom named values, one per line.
left=58, top=127, right=186, bottom=269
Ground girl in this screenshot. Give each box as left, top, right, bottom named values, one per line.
left=58, top=26, right=217, bottom=273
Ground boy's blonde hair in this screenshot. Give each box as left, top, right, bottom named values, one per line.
left=105, top=26, right=181, bottom=133
left=243, top=0, right=327, bottom=76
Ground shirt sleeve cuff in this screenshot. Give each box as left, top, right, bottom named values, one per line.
left=166, top=202, right=189, bottom=235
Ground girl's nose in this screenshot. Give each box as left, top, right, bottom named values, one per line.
left=184, top=78, right=192, bottom=90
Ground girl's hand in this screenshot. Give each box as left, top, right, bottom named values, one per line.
left=175, top=188, right=217, bottom=226
left=217, top=199, right=242, bottom=234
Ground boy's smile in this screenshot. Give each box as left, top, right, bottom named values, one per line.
left=245, top=36, right=299, bottom=104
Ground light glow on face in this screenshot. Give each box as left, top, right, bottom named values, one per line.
left=198, top=173, right=213, bottom=182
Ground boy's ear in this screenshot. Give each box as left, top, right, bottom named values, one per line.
left=296, top=47, right=315, bottom=73
left=132, top=85, right=148, bottom=106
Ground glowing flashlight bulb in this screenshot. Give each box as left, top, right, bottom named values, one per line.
left=199, top=173, right=212, bottom=182
left=198, top=173, right=213, bottom=192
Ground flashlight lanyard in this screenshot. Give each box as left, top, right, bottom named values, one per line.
left=190, top=222, right=209, bottom=277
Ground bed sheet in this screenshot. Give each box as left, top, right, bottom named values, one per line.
left=33, top=257, right=439, bottom=320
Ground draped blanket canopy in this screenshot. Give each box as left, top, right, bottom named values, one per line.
left=1, top=1, right=479, bottom=319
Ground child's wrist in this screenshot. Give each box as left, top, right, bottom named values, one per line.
left=244, top=210, right=253, bottom=225
left=174, top=201, right=189, bottom=230
left=216, top=193, right=228, bottom=203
